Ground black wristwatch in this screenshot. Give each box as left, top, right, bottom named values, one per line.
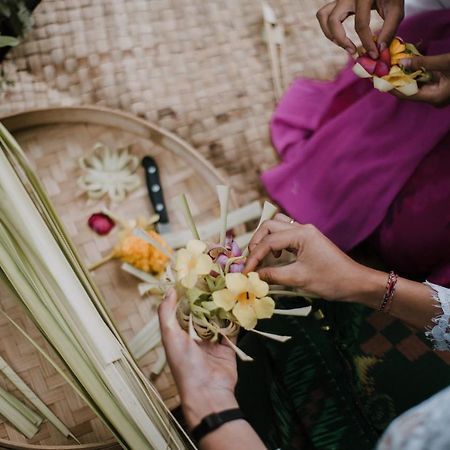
left=191, top=408, right=245, bottom=442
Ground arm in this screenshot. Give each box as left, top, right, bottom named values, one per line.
left=245, top=214, right=448, bottom=347
left=159, top=289, right=266, bottom=450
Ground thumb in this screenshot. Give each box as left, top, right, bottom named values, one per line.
left=257, top=265, right=295, bottom=286
left=158, top=288, right=183, bottom=336
left=401, top=53, right=450, bottom=72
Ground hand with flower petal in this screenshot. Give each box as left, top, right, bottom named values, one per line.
left=316, top=0, right=404, bottom=58
left=159, top=289, right=266, bottom=449
left=392, top=53, right=450, bottom=107
left=175, top=240, right=216, bottom=289
left=245, top=214, right=372, bottom=302
left=212, top=272, right=275, bottom=330
left=244, top=214, right=437, bottom=332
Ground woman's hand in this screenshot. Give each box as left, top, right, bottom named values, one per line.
left=158, top=289, right=239, bottom=428
left=245, top=214, right=379, bottom=302
left=316, top=0, right=404, bottom=58
left=393, top=53, right=450, bottom=107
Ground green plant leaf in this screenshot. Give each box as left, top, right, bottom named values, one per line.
left=0, top=35, right=20, bottom=48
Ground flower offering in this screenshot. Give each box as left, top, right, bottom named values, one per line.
left=353, top=37, right=432, bottom=96
left=132, top=186, right=312, bottom=361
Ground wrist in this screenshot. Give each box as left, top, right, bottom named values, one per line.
left=345, top=266, right=387, bottom=308
left=181, top=388, right=239, bottom=430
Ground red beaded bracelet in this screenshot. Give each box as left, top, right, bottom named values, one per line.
left=379, top=271, right=398, bottom=313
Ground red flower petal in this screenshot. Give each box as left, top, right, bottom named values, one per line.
left=374, top=61, right=390, bottom=77
left=88, top=213, right=115, bottom=235
left=356, top=55, right=377, bottom=75
left=379, top=47, right=391, bottom=66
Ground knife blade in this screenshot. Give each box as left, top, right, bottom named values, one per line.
left=142, top=156, right=171, bottom=234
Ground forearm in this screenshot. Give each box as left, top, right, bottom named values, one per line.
left=181, top=390, right=266, bottom=450
left=349, top=267, right=437, bottom=330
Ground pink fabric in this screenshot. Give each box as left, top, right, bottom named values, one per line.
left=262, top=10, right=450, bottom=252
left=371, top=134, right=450, bottom=286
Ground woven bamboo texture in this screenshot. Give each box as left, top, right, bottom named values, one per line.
left=0, top=0, right=360, bottom=206
left=0, top=106, right=239, bottom=447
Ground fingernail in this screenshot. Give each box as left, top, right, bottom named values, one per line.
left=369, top=50, right=378, bottom=59
left=399, top=58, right=411, bottom=68
left=378, top=42, right=387, bottom=51
left=346, top=47, right=355, bottom=55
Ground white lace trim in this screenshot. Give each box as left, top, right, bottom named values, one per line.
left=424, top=281, right=450, bottom=352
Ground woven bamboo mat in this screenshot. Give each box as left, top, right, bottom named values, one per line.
left=0, top=0, right=358, bottom=205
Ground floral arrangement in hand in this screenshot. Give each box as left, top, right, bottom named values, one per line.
left=130, top=186, right=311, bottom=361
left=353, top=36, right=431, bottom=96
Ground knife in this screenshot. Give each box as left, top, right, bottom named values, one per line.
left=142, top=156, right=171, bottom=234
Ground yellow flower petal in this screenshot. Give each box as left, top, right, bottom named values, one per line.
left=232, top=302, right=257, bottom=330
left=181, top=271, right=199, bottom=289
left=390, top=38, right=405, bottom=55
left=388, top=65, right=403, bottom=76
left=391, top=52, right=412, bottom=65
left=212, top=289, right=237, bottom=311
left=186, top=239, right=207, bottom=255
left=247, top=272, right=269, bottom=298
left=254, top=296, right=275, bottom=319
left=225, top=273, right=249, bottom=295
left=195, top=253, right=214, bottom=275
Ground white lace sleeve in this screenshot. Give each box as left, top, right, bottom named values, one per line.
left=376, top=386, right=450, bottom=450
left=424, top=282, right=450, bottom=351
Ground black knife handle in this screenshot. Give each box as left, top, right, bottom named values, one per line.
left=142, top=156, right=169, bottom=224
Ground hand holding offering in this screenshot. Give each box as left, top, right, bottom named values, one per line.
left=353, top=36, right=431, bottom=95
left=245, top=214, right=376, bottom=303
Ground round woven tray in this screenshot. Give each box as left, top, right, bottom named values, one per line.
left=0, top=106, right=239, bottom=448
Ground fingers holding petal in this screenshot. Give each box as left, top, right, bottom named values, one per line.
left=248, top=219, right=295, bottom=254
left=377, top=4, right=404, bottom=49
left=245, top=230, right=300, bottom=273
left=355, top=0, right=378, bottom=58
left=327, top=3, right=357, bottom=53
left=316, top=1, right=337, bottom=42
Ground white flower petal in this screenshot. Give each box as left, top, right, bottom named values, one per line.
left=352, top=62, right=372, bottom=79
left=195, top=254, right=214, bottom=275
left=373, top=76, right=395, bottom=92
left=175, top=248, right=190, bottom=271
left=181, top=271, right=198, bottom=289
left=186, top=239, right=207, bottom=255
left=396, top=80, right=418, bottom=96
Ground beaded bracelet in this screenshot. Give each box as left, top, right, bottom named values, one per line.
left=379, top=271, right=398, bottom=313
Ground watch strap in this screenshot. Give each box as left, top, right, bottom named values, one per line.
left=191, top=408, right=245, bottom=442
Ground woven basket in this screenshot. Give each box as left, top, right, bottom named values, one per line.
left=0, top=106, right=240, bottom=448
